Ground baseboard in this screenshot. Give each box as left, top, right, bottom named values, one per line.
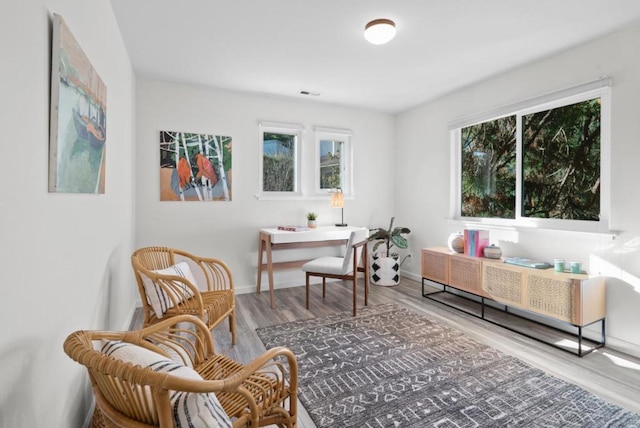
left=235, top=280, right=308, bottom=295
left=124, top=300, right=139, bottom=331
left=236, top=275, right=357, bottom=295
left=604, top=336, right=640, bottom=359
left=402, top=270, right=422, bottom=283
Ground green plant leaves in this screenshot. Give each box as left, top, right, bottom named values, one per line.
left=390, top=235, right=408, bottom=249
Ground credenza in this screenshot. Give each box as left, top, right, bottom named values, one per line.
left=421, top=247, right=606, bottom=356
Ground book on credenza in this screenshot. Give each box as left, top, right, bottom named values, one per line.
left=277, top=225, right=311, bottom=232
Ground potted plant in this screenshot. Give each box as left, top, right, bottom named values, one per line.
left=306, top=212, right=318, bottom=229
left=368, top=216, right=411, bottom=286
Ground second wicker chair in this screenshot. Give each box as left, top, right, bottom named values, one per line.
left=131, top=246, right=237, bottom=345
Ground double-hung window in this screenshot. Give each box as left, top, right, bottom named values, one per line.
left=451, top=79, right=611, bottom=233
left=314, top=127, right=352, bottom=195
left=259, top=122, right=303, bottom=197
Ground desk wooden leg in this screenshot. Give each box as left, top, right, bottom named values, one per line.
left=257, top=234, right=265, bottom=294
left=256, top=232, right=276, bottom=309
left=265, top=237, right=275, bottom=309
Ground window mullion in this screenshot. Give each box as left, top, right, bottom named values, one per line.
left=515, top=114, right=523, bottom=220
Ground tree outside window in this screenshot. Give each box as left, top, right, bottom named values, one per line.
left=522, top=99, right=601, bottom=220
left=461, top=116, right=516, bottom=219
left=263, top=132, right=297, bottom=192
left=459, top=96, right=603, bottom=224
left=319, top=139, right=343, bottom=189
left=314, top=128, right=352, bottom=195
left=259, top=122, right=303, bottom=197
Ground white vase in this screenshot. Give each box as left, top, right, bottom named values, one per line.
left=447, top=232, right=464, bottom=253
left=370, top=255, right=400, bottom=286
left=307, top=220, right=317, bottom=229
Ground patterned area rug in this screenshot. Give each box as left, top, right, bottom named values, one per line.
left=256, top=303, right=640, bottom=427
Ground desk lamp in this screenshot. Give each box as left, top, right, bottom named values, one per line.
left=331, top=188, right=347, bottom=227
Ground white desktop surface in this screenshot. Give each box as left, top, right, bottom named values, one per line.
left=261, top=226, right=365, bottom=244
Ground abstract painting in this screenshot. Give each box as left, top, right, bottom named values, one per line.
left=48, top=14, right=107, bottom=193
left=160, top=131, right=232, bottom=201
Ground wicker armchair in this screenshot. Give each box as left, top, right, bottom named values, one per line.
left=64, top=315, right=298, bottom=427
left=131, top=246, right=236, bottom=345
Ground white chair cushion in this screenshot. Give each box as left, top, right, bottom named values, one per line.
left=141, top=261, right=196, bottom=318
left=101, top=340, right=232, bottom=428
left=302, top=256, right=348, bottom=275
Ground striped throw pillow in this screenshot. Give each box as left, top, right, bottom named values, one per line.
left=102, top=341, right=232, bottom=428
left=141, top=261, right=196, bottom=318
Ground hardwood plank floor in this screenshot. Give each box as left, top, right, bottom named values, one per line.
left=133, top=278, right=640, bottom=427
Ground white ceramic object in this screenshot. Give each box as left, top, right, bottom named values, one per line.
left=447, top=232, right=464, bottom=253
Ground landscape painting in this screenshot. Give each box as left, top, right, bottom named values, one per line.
left=48, top=14, right=107, bottom=193
left=159, top=131, right=232, bottom=201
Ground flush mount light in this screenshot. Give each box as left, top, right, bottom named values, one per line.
left=364, top=18, right=396, bottom=45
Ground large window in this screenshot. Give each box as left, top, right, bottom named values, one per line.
left=452, top=80, right=610, bottom=232
left=259, top=122, right=303, bottom=196
left=315, top=128, right=352, bottom=195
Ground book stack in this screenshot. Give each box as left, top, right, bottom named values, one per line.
left=463, top=229, right=489, bottom=257
left=277, top=225, right=310, bottom=232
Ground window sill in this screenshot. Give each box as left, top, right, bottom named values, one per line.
left=446, top=219, right=618, bottom=241
left=255, top=192, right=354, bottom=201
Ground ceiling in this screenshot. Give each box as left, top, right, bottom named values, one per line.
left=110, top=0, right=640, bottom=114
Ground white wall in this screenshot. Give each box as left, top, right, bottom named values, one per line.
left=396, top=20, right=640, bottom=356
left=135, top=79, right=396, bottom=295
left=0, top=1, right=136, bottom=427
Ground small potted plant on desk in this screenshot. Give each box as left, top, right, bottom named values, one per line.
left=306, top=212, right=318, bottom=229
left=368, top=216, right=411, bottom=286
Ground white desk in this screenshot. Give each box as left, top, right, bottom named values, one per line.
left=257, top=226, right=362, bottom=308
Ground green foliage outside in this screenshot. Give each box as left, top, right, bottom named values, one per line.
left=320, top=151, right=341, bottom=189
left=263, top=132, right=295, bottom=192
left=461, top=98, right=601, bottom=221
left=522, top=99, right=600, bottom=220
left=461, top=116, right=517, bottom=218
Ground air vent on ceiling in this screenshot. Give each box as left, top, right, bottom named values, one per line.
left=299, top=90, right=321, bottom=96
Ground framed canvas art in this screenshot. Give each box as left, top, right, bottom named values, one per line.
left=159, top=131, right=232, bottom=201
left=49, top=14, right=107, bottom=193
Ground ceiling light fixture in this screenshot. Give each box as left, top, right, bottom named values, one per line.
left=364, top=18, right=396, bottom=45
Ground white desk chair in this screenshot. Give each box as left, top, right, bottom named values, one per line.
left=302, top=228, right=369, bottom=316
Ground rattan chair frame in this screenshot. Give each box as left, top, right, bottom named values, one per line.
left=131, top=246, right=237, bottom=345
left=64, top=315, right=298, bottom=428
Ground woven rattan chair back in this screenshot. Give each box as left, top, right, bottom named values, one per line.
left=131, top=246, right=237, bottom=345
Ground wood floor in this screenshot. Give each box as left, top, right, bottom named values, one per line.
left=134, top=278, right=640, bottom=427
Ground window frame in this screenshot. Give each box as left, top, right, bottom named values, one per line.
left=258, top=121, right=304, bottom=199
left=313, top=127, right=353, bottom=196
left=450, top=79, right=611, bottom=234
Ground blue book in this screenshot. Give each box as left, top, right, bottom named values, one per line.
left=503, top=257, right=551, bottom=269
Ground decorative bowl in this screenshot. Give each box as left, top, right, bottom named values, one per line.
left=483, top=244, right=503, bottom=259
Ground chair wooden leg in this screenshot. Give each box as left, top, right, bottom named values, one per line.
left=322, top=278, right=326, bottom=299
left=306, top=273, right=310, bottom=309
left=364, top=271, right=369, bottom=307
left=352, top=274, right=357, bottom=316
left=363, top=244, right=369, bottom=307
left=229, top=310, right=237, bottom=345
